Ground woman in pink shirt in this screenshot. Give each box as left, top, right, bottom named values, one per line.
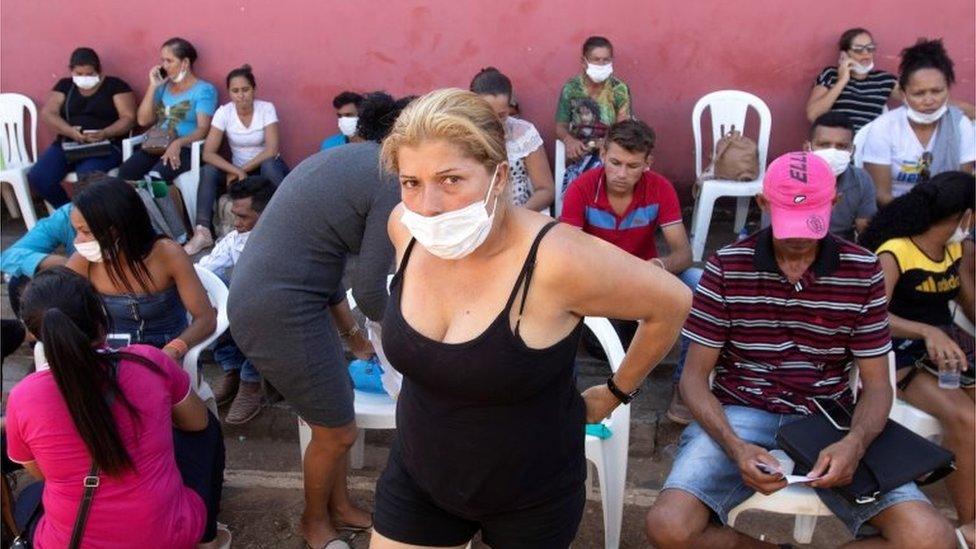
left=6, top=268, right=228, bottom=548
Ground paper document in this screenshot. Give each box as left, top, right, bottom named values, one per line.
left=783, top=474, right=820, bottom=484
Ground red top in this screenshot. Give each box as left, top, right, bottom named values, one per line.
left=559, top=167, right=682, bottom=260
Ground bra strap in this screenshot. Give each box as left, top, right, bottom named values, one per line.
left=505, top=221, right=559, bottom=333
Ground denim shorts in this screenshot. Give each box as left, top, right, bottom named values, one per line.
left=662, top=405, right=929, bottom=536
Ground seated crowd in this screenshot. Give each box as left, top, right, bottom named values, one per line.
left=1, top=26, right=974, bottom=549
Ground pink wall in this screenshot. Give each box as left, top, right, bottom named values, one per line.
left=3, top=0, right=974, bottom=192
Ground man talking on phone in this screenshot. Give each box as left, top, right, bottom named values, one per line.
left=645, top=152, right=954, bottom=548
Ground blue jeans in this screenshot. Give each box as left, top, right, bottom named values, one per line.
left=214, top=332, right=261, bottom=383
left=673, top=267, right=704, bottom=383
left=27, top=142, right=123, bottom=207
left=663, top=405, right=928, bottom=536
left=196, top=156, right=289, bottom=227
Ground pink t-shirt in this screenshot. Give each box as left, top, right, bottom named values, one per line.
left=5, top=345, right=205, bottom=549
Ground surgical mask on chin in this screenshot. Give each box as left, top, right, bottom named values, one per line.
left=812, top=147, right=852, bottom=176
left=72, top=75, right=100, bottom=90
left=171, top=68, right=188, bottom=83
left=399, top=165, right=503, bottom=260
left=75, top=240, right=103, bottom=263
left=851, top=62, right=874, bottom=75
left=338, top=116, right=359, bottom=137
left=586, top=63, right=613, bottom=83
left=905, top=101, right=948, bottom=125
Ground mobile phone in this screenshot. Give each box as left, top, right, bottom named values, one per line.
left=157, top=67, right=168, bottom=79
left=812, top=396, right=852, bottom=431
left=106, top=333, right=132, bottom=350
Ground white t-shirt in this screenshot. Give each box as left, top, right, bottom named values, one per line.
left=862, top=106, right=976, bottom=197
left=211, top=100, right=279, bottom=167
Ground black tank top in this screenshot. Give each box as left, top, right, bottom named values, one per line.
left=382, top=222, right=586, bottom=516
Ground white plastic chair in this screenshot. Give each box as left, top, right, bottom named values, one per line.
left=0, top=93, right=39, bottom=228
left=582, top=316, right=629, bottom=549
left=189, top=265, right=230, bottom=416
left=690, top=91, right=772, bottom=261
left=553, top=139, right=566, bottom=218
left=298, top=284, right=397, bottom=469
left=122, top=134, right=204, bottom=225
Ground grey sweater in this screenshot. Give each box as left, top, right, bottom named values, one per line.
left=228, top=142, right=399, bottom=364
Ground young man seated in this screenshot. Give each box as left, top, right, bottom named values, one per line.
left=807, top=112, right=877, bottom=242
left=199, top=176, right=276, bottom=424
left=560, top=119, right=702, bottom=423
left=320, top=91, right=363, bottom=151
left=645, top=152, right=954, bottom=549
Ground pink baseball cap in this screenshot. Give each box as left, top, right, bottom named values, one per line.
left=763, top=151, right=836, bottom=240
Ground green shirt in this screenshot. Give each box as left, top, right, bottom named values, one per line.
left=555, top=74, right=632, bottom=141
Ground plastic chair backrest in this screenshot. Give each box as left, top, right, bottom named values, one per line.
left=192, top=265, right=229, bottom=345
left=553, top=139, right=566, bottom=217
left=852, top=120, right=874, bottom=168
left=0, top=93, right=38, bottom=169
left=583, top=316, right=628, bottom=431
left=692, top=90, right=772, bottom=180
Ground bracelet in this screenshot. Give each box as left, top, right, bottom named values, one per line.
left=339, top=324, right=361, bottom=339
left=163, top=338, right=189, bottom=357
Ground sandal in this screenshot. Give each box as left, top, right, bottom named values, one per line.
left=332, top=516, right=373, bottom=533
left=306, top=539, right=351, bottom=549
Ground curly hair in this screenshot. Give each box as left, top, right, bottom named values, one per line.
left=898, top=38, right=955, bottom=90
left=357, top=91, right=408, bottom=142
left=860, top=171, right=975, bottom=251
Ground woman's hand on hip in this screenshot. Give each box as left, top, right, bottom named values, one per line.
left=581, top=384, right=620, bottom=423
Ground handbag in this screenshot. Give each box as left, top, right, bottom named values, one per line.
left=712, top=124, right=759, bottom=181
left=130, top=177, right=188, bottom=243
left=776, top=415, right=955, bottom=505
left=10, top=463, right=100, bottom=549
left=141, top=124, right=176, bottom=156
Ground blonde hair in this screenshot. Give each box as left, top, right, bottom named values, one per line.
left=381, top=88, right=506, bottom=175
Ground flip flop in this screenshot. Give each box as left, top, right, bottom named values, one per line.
left=306, top=539, right=351, bottom=549
left=332, top=514, right=373, bottom=533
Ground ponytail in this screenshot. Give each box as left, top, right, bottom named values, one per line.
left=20, top=267, right=163, bottom=476
left=40, top=308, right=135, bottom=474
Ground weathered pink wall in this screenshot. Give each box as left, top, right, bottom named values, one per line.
left=2, top=0, right=974, bottom=190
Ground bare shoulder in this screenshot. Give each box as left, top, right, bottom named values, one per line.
left=152, top=238, right=188, bottom=260
left=387, top=202, right=409, bottom=252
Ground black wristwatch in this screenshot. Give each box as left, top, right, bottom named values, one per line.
left=606, top=376, right=640, bottom=404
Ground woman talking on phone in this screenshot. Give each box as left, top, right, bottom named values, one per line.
left=118, top=37, right=217, bottom=185
left=805, top=27, right=900, bottom=132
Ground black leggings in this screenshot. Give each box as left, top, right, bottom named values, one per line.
left=14, top=411, right=225, bottom=543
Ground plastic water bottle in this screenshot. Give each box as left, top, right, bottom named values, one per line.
left=938, top=367, right=961, bottom=389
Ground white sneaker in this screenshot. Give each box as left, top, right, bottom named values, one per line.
left=183, top=225, right=214, bottom=256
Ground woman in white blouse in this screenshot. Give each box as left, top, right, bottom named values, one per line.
left=187, top=64, right=289, bottom=254
left=470, top=67, right=554, bottom=211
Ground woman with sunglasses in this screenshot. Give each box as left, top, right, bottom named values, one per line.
left=862, top=39, right=976, bottom=206
left=805, top=28, right=899, bottom=132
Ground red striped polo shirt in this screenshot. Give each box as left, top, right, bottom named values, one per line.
left=682, top=229, right=892, bottom=415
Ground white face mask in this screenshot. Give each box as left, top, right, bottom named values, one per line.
left=586, top=63, right=613, bottom=83
left=905, top=101, right=948, bottom=125
left=399, top=165, right=503, bottom=260
left=812, top=147, right=852, bottom=176
left=948, top=215, right=972, bottom=244
left=72, top=74, right=100, bottom=90
left=75, top=240, right=103, bottom=263
left=338, top=116, right=359, bottom=137
left=171, top=67, right=188, bottom=83
left=851, top=62, right=874, bottom=75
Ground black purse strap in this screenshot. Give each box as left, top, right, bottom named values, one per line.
left=68, top=462, right=100, bottom=549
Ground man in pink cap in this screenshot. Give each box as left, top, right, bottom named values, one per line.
left=646, top=152, right=954, bottom=548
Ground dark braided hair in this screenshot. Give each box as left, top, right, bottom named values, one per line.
left=860, top=171, right=975, bottom=251
left=898, top=38, right=955, bottom=90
